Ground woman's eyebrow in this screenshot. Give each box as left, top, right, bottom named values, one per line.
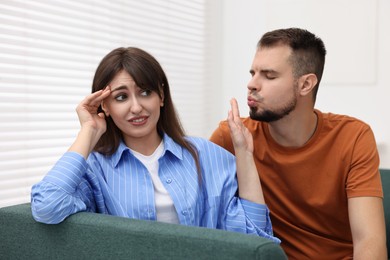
left=111, top=85, right=128, bottom=92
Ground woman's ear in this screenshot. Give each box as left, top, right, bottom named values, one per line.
left=101, top=101, right=109, bottom=117
left=160, top=85, right=165, bottom=107
left=299, top=73, right=318, bottom=97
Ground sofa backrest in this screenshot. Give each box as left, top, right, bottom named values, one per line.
left=380, top=168, right=390, bottom=255
left=0, top=203, right=287, bottom=260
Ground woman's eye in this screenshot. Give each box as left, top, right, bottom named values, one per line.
left=115, top=94, right=127, bottom=101
left=140, top=89, right=152, bottom=96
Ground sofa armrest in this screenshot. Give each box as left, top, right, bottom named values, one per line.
left=0, top=203, right=286, bottom=260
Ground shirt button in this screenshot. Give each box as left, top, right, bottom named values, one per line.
left=181, top=210, right=187, bottom=215
left=166, top=178, right=172, bottom=184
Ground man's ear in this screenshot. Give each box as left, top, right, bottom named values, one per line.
left=299, top=73, right=318, bottom=97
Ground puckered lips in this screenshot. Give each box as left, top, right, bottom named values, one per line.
left=247, top=96, right=258, bottom=108
left=128, top=116, right=148, bottom=126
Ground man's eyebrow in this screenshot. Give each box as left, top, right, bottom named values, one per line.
left=260, top=69, right=278, bottom=74
left=249, top=68, right=278, bottom=74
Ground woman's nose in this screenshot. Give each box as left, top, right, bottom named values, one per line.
left=130, top=97, right=142, bottom=114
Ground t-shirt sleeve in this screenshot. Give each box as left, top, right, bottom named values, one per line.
left=346, top=124, right=383, bottom=198
left=209, top=120, right=235, bottom=154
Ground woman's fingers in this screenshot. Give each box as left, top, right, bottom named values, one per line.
left=80, top=86, right=111, bottom=113
left=76, top=86, right=111, bottom=126
left=85, top=86, right=110, bottom=107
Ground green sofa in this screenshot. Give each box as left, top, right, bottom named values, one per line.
left=1, top=169, right=388, bottom=259
left=380, top=168, right=390, bottom=256
left=0, top=203, right=286, bottom=260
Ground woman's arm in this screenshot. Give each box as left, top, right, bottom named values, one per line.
left=31, top=152, right=94, bottom=224
left=31, top=88, right=111, bottom=223
left=69, top=87, right=111, bottom=158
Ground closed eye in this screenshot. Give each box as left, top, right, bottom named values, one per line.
left=266, top=75, right=276, bottom=80
left=259, top=69, right=278, bottom=80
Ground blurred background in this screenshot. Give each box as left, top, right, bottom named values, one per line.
left=1, top=0, right=389, bottom=208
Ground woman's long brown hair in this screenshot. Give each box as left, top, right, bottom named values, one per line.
left=91, top=47, right=201, bottom=176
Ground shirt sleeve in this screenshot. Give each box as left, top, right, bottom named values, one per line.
left=31, top=152, right=94, bottom=224
left=229, top=198, right=280, bottom=243
left=224, top=191, right=280, bottom=243
left=198, top=139, right=280, bottom=243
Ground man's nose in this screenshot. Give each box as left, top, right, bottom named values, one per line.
left=247, top=77, right=260, bottom=92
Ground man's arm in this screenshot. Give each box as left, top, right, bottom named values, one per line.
left=348, top=196, right=387, bottom=259
left=227, top=98, right=264, bottom=204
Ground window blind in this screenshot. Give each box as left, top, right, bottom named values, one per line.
left=0, top=0, right=209, bottom=208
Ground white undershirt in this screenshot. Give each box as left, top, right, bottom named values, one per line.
left=130, top=141, right=180, bottom=224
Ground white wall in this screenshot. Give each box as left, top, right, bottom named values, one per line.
left=216, top=0, right=390, bottom=168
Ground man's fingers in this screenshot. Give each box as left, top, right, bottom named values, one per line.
left=227, top=109, right=235, bottom=129
left=230, top=98, right=241, bottom=119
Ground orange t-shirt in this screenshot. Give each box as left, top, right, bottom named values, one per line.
left=210, top=109, right=383, bottom=259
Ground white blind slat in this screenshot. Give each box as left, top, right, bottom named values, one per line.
left=0, top=0, right=209, bottom=208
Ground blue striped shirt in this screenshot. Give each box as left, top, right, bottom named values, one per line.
left=31, top=134, right=279, bottom=243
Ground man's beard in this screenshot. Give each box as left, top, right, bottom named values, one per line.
left=249, top=93, right=297, bottom=122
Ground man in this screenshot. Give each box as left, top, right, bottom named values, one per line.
left=210, top=28, right=386, bottom=259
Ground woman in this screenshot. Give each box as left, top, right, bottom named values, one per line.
left=31, top=47, right=279, bottom=243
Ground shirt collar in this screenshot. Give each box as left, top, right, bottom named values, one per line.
left=111, top=133, right=183, bottom=167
